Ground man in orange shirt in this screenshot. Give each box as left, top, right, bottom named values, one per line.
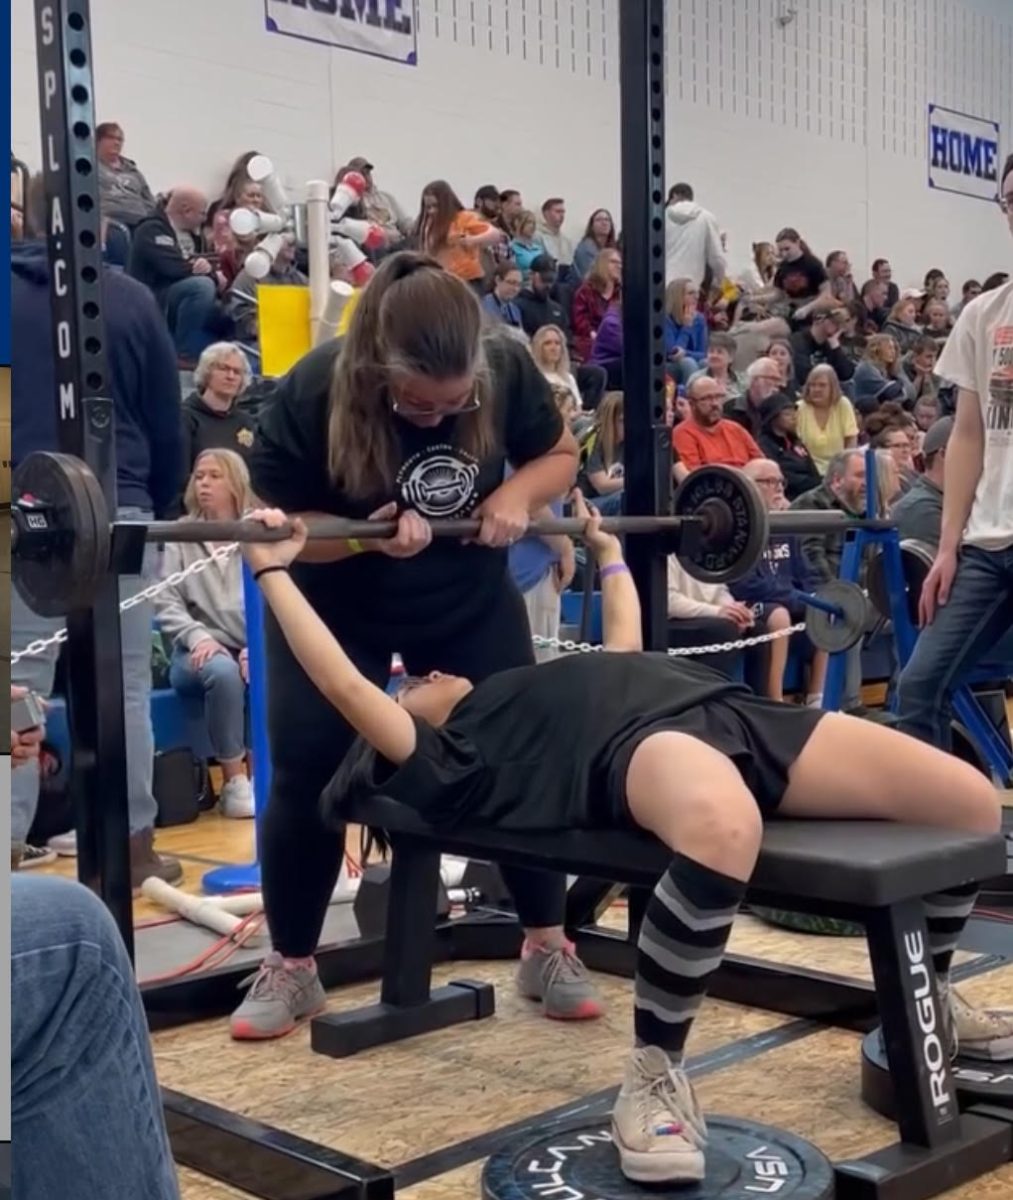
left=673, top=377, right=763, bottom=469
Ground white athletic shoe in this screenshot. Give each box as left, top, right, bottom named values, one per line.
left=219, top=777, right=255, bottom=820
left=47, top=830, right=78, bottom=856
left=611, top=1046, right=707, bottom=1184
left=948, top=986, right=1013, bottom=1062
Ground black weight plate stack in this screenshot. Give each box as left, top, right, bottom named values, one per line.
left=13, top=451, right=111, bottom=617
left=861, top=1029, right=1013, bottom=1119
left=674, top=466, right=770, bottom=585
left=482, top=1116, right=834, bottom=1200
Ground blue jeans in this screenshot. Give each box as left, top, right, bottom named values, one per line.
left=163, top=276, right=217, bottom=360
left=12, top=876, right=180, bottom=1200
left=169, top=644, right=247, bottom=762
left=668, top=355, right=699, bottom=386
left=896, top=544, right=1013, bottom=749
left=592, top=489, right=624, bottom=517
left=11, top=508, right=158, bottom=843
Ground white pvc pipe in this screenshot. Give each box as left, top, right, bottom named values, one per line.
left=141, top=878, right=261, bottom=941
left=306, top=178, right=331, bottom=342
left=314, top=281, right=354, bottom=346
left=230, top=207, right=286, bottom=237
left=246, top=155, right=290, bottom=214
left=245, top=232, right=286, bottom=280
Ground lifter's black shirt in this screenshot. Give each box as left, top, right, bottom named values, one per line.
left=328, top=655, right=750, bottom=831
left=250, top=333, right=563, bottom=641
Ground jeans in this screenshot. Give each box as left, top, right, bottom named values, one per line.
left=896, top=544, right=1013, bottom=749
left=11, top=508, right=158, bottom=843
left=592, top=489, right=624, bottom=517
left=668, top=355, right=700, bottom=387
left=169, top=644, right=247, bottom=761
left=163, top=276, right=217, bottom=360
left=12, top=875, right=180, bottom=1200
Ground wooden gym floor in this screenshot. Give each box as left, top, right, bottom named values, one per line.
left=34, top=790, right=1013, bottom=1200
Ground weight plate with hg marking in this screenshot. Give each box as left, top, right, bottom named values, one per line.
left=673, top=466, right=769, bottom=585
left=861, top=1027, right=1013, bottom=1119
left=804, top=580, right=868, bottom=654
left=482, top=1116, right=834, bottom=1200
left=13, top=451, right=111, bottom=617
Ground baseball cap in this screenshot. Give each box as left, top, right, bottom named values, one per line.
left=346, top=156, right=374, bottom=172
left=922, top=416, right=953, bottom=457
left=530, top=254, right=557, bottom=277
left=900, top=287, right=925, bottom=301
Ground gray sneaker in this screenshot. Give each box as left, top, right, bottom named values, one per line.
left=516, top=940, right=604, bottom=1020
left=230, top=952, right=327, bottom=1040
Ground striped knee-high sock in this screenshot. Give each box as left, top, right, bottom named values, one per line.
left=634, top=854, right=747, bottom=1061
left=923, top=883, right=978, bottom=981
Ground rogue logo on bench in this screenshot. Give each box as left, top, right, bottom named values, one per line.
left=928, top=104, right=1001, bottom=203
left=903, top=931, right=956, bottom=1117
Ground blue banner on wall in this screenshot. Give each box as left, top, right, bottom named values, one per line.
left=928, top=104, right=1001, bottom=203
left=265, top=0, right=418, bottom=65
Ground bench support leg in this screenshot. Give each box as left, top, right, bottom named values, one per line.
left=310, top=839, right=495, bottom=1059
left=834, top=900, right=1013, bottom=1199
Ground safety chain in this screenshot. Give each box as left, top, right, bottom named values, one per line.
left=11, top=543, right=240, bottom=665
left=11, top=540, right=804, bottom=665
left=533, top=622, right=806, bottom=658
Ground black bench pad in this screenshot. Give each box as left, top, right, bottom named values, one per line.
left=347, top=797, right=1006, bottom=908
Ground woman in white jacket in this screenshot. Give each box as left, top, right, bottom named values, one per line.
left=666, top=556, right=754, bottom=678
left=154, top=450, right=255, bottom=818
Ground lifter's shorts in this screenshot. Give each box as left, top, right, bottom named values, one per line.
left=607, top=694, right=827, bottom=822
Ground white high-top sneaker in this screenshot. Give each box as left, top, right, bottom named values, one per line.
left=219, top=776, right=255, bottom=820
left=611, top=1046, right=707, bottom=1183
left=944, top=983, right=1013, bottom=1062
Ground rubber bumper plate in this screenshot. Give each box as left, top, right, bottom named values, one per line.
left=861, top=1028, right=1013, bottom=1119
left=482, top=1116, right=834, bottom=1200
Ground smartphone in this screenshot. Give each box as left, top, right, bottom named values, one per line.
left=11, top=692, right=45, bottom=733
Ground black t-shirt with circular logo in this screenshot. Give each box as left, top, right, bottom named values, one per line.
left=251, top=333, right=564, bottom=640
left=774, top=253, right=828, bottom=304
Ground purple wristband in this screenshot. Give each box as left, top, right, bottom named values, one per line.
left=599, top=562, right=630, bottom=579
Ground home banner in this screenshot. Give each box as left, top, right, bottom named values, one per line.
left=928, top=104, right=1001, bottom=203
left=265, top=0, right=417, bottom=65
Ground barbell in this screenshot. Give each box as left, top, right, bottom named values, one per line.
left=10, top=451, right=872, bottom=651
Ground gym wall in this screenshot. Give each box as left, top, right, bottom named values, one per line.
left=10, top=0, right=1011, bottom=286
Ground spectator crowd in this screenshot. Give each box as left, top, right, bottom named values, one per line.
left=9, top=124, right=1011, bottom=873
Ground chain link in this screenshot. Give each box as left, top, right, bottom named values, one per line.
left=533, top=622, right=805, bottom=658
left=12, top=540, right=804, bottom=666
left=10, top=543, right=239, bottom=665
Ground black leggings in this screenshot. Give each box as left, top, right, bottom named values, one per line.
left=260, top=581, right=567, bottom=957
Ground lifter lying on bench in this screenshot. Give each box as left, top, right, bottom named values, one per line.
left=243, top=495, right=1012, bottom=1187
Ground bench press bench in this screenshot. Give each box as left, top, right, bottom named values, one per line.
left=312, top=804, right=1010, bottom=1200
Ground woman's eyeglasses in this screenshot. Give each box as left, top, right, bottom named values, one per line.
left=390, top=388, right=481, bottom=417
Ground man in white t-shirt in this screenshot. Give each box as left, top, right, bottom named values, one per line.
left=896, top=153, right=1013, bottom=750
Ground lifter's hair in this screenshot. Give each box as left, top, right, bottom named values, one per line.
left=327, top=252, right=496, bottom=497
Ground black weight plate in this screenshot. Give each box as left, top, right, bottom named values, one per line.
left=13, top=451, right=110, bottom=617
left=868, top=540, right=934, bottom=624
left=861, top=1028, right=1013, bottom=1120
left=673, top=466, right=769, bottom=585
left=482, top=1116, right=834, bottom=1200
left=805, top=580, right=868, bottom=653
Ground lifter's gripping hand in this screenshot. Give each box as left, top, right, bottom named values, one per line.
left=572, top=489, right=622, bottom=564
left=242, top=508, right=309, bottom=574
